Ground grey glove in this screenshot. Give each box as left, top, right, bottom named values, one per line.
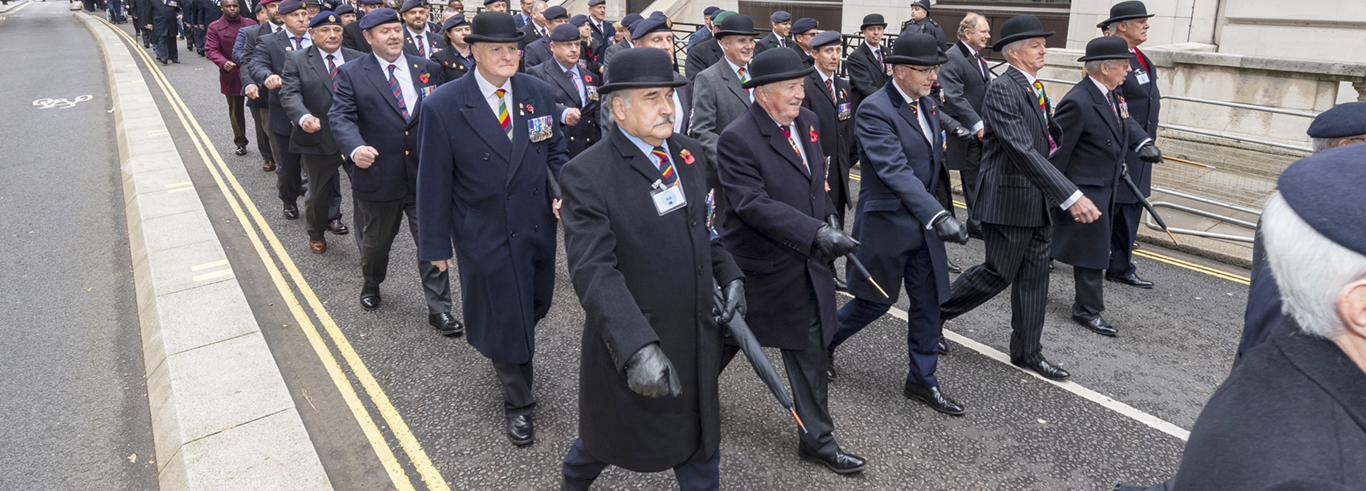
left=625, top=343, right=681, bottom=398
left=1138, top=144, right=1164, bottom=163
left=814, top=224, right=860, bottom=260
left=932, top=213, right=969, bottom=244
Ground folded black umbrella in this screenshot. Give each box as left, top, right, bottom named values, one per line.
left=1120, top=163, right=1177, bottom=245
left=712, top=280, right=807, bottom=434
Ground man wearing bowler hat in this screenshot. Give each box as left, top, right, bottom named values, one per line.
left=415, top=11, right=568, bottom=446
left=717, top=46, right=867, bottom=475
left=845, top=13, right=889, bottom=111
left=1099, top=1, right=1166, bottom=290
left=527, top=23, right=602, bottom=157
left=827, top=33, right=969, bottom=415
left=327, top=7, right=458, bottom=333
left=754, top=10, right=791, bottom=55
left=690, top=12, right=758, bottom=231
left=939, top=15, right=1102, bottom=380
left=559, top=47, right=745, bottom=491
left=1047, top=36, right=1161, bottom=338
left=683, top=9, right=731, bottom=81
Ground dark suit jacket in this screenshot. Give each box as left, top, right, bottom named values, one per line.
left=845, top=42, right=888, bottom=110
left=1117, top=48, right=1160, bottom=202
left=1169, top=321, right=1366, bottom=490
left=587, top=18, right=613, bottom=48
left=801, top=70, right=857, bottom=213
left=237, top=23, right=274, bottom=109
left=683, top=36, right=722, bottom=81
left=599, top=39, right=631, bottom=80
left=560, top=126, right=741, bottom=474
left=849, top=80, right=951, bottom=303
left=330, top=54, right=444, bottom=202
left=527, top=59, right=601, bottom=157
left=248, top=29, right=310, bottom=135
left=940, top=41, right=992, bottom=171
left=753, top=31, right=789, bottom=55
left=522, top=36, right=552, bottom=70
left=342, top=20, right=372, bottom=54
left=280, top=46, right=364, bottom=155
left=673, top=72, right=694, bottom=136
left=718, top=104, right=836, bottom=350
left=402, top=26, right=441, bottom=59
left=430, top=46, right=472, bottom=83
left=974, top=67, right=1078, bottom=228
left=1047, top=78, right=1148, bottom=269
left=151, top=0, right=180, bottom=37
left=416, top=72, right=568, bottom=364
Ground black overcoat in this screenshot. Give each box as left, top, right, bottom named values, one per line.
left=844, top=42, right=888, bottom=110
left=800, top=70, right=858, bottom=216
left=151, top=0, right=180, bottom=37
left=430, top=47, right=471, bottom=83
left=683, top=36, right=722, bottom=81
left=561, top=127, right=743, bottom=473
left=1048, top=78, right=1148, bottom=269
left=718, top=104, right=837, bottom=350
left=1117, top=48, right=1160, bottom=202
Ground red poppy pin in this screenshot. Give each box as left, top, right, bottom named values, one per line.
left=680, top=149, right=695, bottom=165
left=584, top=74, right=592, bottom=83
left=808, top=125, right=818, bottom=143
left=420, top=73, right=429, bottom=84
left=527, top=103, right=535, bottom=113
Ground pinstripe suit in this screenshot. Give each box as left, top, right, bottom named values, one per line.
left=940, top=66, right=1080, bottom=363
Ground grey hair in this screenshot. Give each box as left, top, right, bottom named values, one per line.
left=599, top=88, right=635, bottom=128
left=1312, top=137, right=1337, bottom=154
left=1083, top=59, right=1127, bottom=74
left=1002, top=40, right=1024, bottom=59
left=1262, top=193, right=1366, bottom=339
left=531, top=0, right=547, bottom=13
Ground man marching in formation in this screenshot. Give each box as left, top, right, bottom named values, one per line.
left=183, top=0, right=1359, bottom=487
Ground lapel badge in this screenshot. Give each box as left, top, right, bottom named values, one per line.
left=680, top=149, right=695, bottom=165
left=527, top=103, right=534, bottom=114
left=808, top=125, right=818, bottom=143
left=419, top=73, right=429, bottom=84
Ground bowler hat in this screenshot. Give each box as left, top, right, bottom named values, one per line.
left=991, top=14, right=1054, bottom=52
left=860, top=13, right=886, bottom=30
left=543, top=5, right=567, bottom=21
left=549, top=23, right=579, bottom=42
left=770, top=10, right=790, bottom=23
left=1277, top=143, right=1366, bottom=256
left=598, top=47, right=688, bottom=93
left=631, top=12, right=671, bottom=40
left=714, top=13, right=757, bottom=39
left=1077, top=36, right=1135, bottom=62
left=357, top=7, right=399, bottom=29
left=790, top=17, right=816, bottom=35
left=278, top=0, right=304, bottom=15
left=1098, top=1, right=1154, bottom=28
left=885, top=32, right=946, bottom=66
left=743, top=47, right=815, bottom=89
left=464, top=11, right=524, bottom=43
left=441, top=12, right=468, bottom=30
left=309, top=11, right=341, bottom=28
left=1308, top=102, right=1366, bottom=139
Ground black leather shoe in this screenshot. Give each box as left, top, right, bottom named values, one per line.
left=833, top=273, right=848, bottom=292
left=938, top=340, right=949, bottom=355
left=946, top=258, right=963, bottom=273
left=429, top=312, right=464, bottom=336
left=234, top=145, right=247, bottom=156
left=359, top=283, right=380, bottom=310
left=904, top=381, right=965, bottom=415
left=1105, top=273, right=1154, bottom=289
left=1012, top=356, right=1070, bottom=380
left=826, top=350, right=836, bottom=380
left=507, top=414, right=534, bottom=446
left=798, top=446, right=866, bottom=474
left=327, top=219, right=349, bottom=235
left=283, top=203, right=299, bottom=220
left=1072, top=313, right=1117, bottom=337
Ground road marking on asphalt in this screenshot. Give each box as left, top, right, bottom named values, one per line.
left=32, top=95, right=92, bottom=109
left=0, top=2, right=31, bottom=14
left=838, top=291, right=1192, bottom=441
left=97, top=18, right=437, bottom=491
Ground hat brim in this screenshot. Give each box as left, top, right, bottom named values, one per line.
left=860, top=22, right=887, bottom=30
left=885, top=52, right=948, bottom=67
left=598, top=78, right=689, bottom=95
left=715, top=29, right=758, bottom=39
left=1076, top=51, right=1135, bottom=62
left=990, top=30, right=1054, bottom=52
left=741, top=66, right=815, bottom=90
left=1098, top=13, right=1154, bottom=27
left=464, top=31, right=526, bottom=43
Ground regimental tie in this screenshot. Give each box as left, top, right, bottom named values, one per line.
left=652, top=147, right=678, bottom=188
left=325, top=54, right=337, bottom=81
left=874, top=47, right=883, bottom=71
left=292, top=36, right=303, bottom=50
left=387, top=64, right=409, bottom=120
left=495, top=88, right=512, bottom=140
left=825, top=79, right=835, bottom=102
left=779, top=126, right=808, bottom=172
left=737, top=67, right=748, bottom=84
left=566, top=69, right=581, bottom=103
left=1032, top=80, right=1048, bottom=120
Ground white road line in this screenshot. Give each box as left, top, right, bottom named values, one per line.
left=839, top=291, right=1192, bottom=441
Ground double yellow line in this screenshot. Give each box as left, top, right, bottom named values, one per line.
left=848, top=171, right=1251, bottom=286
left=95, top=17, right=444, bottom=491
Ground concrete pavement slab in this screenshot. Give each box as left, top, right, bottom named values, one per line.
left=158, top=409, right=333, bottom=491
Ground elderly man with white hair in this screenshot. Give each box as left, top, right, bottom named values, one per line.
left=1158, top=144, right=1366, bottom=490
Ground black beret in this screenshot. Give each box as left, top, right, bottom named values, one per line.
left=441, top=12, right=468, bottom=30
left=1307, top=102, right=1366, bottom=139
left=621, top=13, right=642, bottom=30
left=791, top=17, right=816, bottom=34
left=809, top=30, right=840, bottom=48
left=277, top=0, right=305, bottom=15
left=398, top=0, right=424, bottom=13
left=549, top=23, right=578, bottom=42
left=358, top=7, right=401, bottom=29
left=542, top=5, right=567, bottom=21
left=358, top=0, right=382, bottom=5
left=309, top=11, right=341, bottom=27
left=703, top=6, right=719, bottom=16
left=631, top=12, right=669, bottom=40
left=1277, top=143, right=1366, bottom=256
left=334, top=4, right=354, bottom=15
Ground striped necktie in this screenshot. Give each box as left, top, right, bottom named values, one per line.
left=566, top=68, right=582, bottom=103
left=292, top=36, right=303, bottom=49
left=495, top=88, right=511, bottom=140
left=651, top=147, right=677, bottom=187
left=779, top=125, right=808, bottom=172
left=737, top=67, right=748, bottom=84
left=326, top=54, right=337, bottom=81
left=1032, top=80, right=1047, bottom=120
left=414, top=33, right=425, bottom=57
left=387, top=64, right=409, bottom=120
left=825, top=79, right=835, bottom=102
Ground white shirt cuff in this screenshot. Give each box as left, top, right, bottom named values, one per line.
left=970, top=121, right=984, bottom=134
left=348, top=146, right=361, bottom=161
left=1060, top=190, right=1083, bottom=210
left=298, top=114, right=313, bottom=127
left=925, top=210, right=949, bottom=230
left=1135, top=138, right=1152, bottom=151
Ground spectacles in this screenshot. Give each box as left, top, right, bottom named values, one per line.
left=904, top=66, right=940, bottom=75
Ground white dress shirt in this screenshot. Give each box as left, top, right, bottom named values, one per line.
left=407, top=27, right=431, bottom=58
left=474, top=64, right=512, bottom=124
left=301, top=47, right=346, bottom=126
left=557, top=60, right=585, bottom=124
left=349, top=54, right=418, bottom=160
left=620, top=126, right=681, bottom=192
left=767, top=114, right=807, bottom=170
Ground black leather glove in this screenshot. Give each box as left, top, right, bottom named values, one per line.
left=953, top=127, right=976, bottom=142
left=825, top=214, right=841, bottom=230
left=932, top=213, right=969, bottom=244
left=814, top=224, right=860, bottom=260
left=714, top=278, right=747, bottom=324
left=625, top=343, right=681, bottom=398
left=1138, top=144, right=1164, bottom=163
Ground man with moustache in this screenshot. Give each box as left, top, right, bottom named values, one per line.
left=416, top=11, right=567, bottom=446
left=235, top=0, right=282, bottom=171
left=327, top=7, right=458, bottom=333
left=558, top=46, right=745, bottom=491
left=689, top=13, right=758, bottom=231
left=528, top=24, right=601, bottom=157
left=939, top=12, right=993, bottom=238
left=341, top=0, right=382, bottom=53
left=717, top=46, right=867, bottom=474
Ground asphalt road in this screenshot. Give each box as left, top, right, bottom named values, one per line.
left=101, top=14, right=1253, bottom=489
left=0, top=3, right=158, bottom=490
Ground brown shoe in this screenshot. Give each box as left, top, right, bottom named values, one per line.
left=262, top=157, right=276, bottom=172
left=309, top=238, right=327, bottom=254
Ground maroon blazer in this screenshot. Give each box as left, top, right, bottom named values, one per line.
left=206, top=15, right=256, bottom=96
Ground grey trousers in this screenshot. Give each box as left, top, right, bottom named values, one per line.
left=353, top=195, right=452, bottom=314
left=492, top=359, right=535, bottom=417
